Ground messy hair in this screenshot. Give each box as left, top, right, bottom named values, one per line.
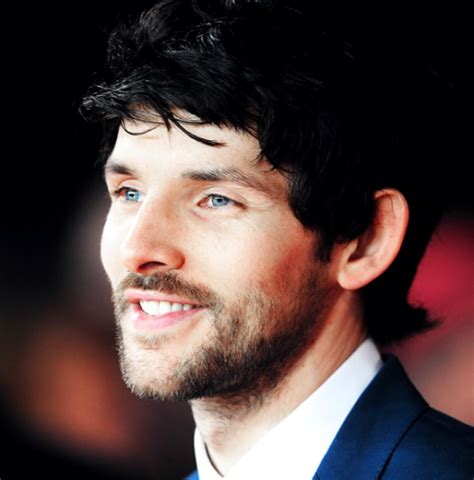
left=81, top=0, right=452, bottom=345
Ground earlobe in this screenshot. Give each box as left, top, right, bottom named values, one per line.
left=337, top=189, right=409, bottom=291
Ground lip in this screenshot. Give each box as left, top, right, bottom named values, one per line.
left=124, top=288, right=203, bottom=306
left=129, top=303, right=206, bottom=331
left=123, top=288, right=206, bottom=331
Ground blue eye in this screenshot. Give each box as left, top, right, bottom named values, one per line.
left=125, top=189, right=142, bottom=202
left=209, top=194, right=233, bottom=208
left=114, top=187, right=142, bottom=203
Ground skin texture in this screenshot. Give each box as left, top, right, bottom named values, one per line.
left=101, top=114, right=409, bottom=474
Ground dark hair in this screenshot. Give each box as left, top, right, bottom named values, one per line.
left=81, top=0, right=459, bottom=345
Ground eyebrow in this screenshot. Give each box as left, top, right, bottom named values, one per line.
left=180, top=167, right=278, bottom=198
left=104, top=159, right=278, bottom=198
left=103, top=159, right=136, bottom=177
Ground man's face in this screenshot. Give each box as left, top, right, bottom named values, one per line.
left=102, top=116, right=335, bottom=402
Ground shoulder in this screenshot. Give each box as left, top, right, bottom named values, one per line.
left=381, top=406, right=473, bottom=479
left=317, top=354, right=473, bottom=480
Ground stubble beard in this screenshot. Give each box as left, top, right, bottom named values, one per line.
left=112, top=267, right=331, bottom=406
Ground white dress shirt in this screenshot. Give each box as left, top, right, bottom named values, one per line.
left=194, top=338, right=383, bottom=480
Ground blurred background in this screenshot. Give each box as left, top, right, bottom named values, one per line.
left=0, top=1, right=472, bottom=479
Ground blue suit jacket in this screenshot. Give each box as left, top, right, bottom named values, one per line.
left=185, top=355, right=473, bottom=479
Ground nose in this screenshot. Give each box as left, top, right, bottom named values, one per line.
left=120, top=199, right=185, bottom=275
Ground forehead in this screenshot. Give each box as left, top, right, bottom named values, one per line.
left=106, top=114, right=291, bottom=201
left=113, top=118, right=259, bottom=162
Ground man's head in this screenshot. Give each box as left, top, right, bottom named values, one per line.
left=102, top=119, right=339, bottom=401
left=81, top=0, right=449, bottom=400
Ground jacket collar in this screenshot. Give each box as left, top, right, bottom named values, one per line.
left=314, top=355, right=428, bottom=480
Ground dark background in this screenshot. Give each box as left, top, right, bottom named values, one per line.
left=1, top=3, right=197, bottom=479
left=1, top=1, right=472, bottom=479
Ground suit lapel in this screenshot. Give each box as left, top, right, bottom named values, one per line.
left=315, top=355, right=428, bottom=480
left=184, top=471, right=199, bottom=480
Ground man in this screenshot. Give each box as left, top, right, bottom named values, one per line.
left=80, top=0, right=472, bottom=478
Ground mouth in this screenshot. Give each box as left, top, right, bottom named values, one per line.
left=138, top=299, right=200, bottom=316
left=131, top=302, right=206, bottom=331
left=123, top=289, right=207, bottom=331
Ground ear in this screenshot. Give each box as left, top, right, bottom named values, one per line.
left=335, top=189, right=409, bottom=290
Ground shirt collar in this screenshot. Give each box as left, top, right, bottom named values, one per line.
left=194, top=338, right=383, bottom=480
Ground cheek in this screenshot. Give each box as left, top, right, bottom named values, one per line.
left=100, top=212, right=122, bottom=285
left=258, top=238, right=310, bottom=291
left=191, top=223, right=316, bottom=297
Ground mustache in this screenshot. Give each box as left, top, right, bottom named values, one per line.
left=113, top=271, right=220, bottom=309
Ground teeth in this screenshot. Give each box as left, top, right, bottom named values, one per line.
left=171, top=303, right=182, bottom=313
left=139, top=300, right=197, bottom=316
left=159, top=301, right=171, bottom=315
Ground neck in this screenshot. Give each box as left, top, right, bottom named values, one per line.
left=189, top=291, right=367, bottom=475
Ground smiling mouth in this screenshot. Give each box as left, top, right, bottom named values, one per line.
left=126, top=300, right=207, bottom=332
left=138, top=300, right=203, bottom=316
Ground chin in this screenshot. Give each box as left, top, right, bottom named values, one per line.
left=120, top=361, right=175, bottom=400
left=117, top=339, right=172, bottom=399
